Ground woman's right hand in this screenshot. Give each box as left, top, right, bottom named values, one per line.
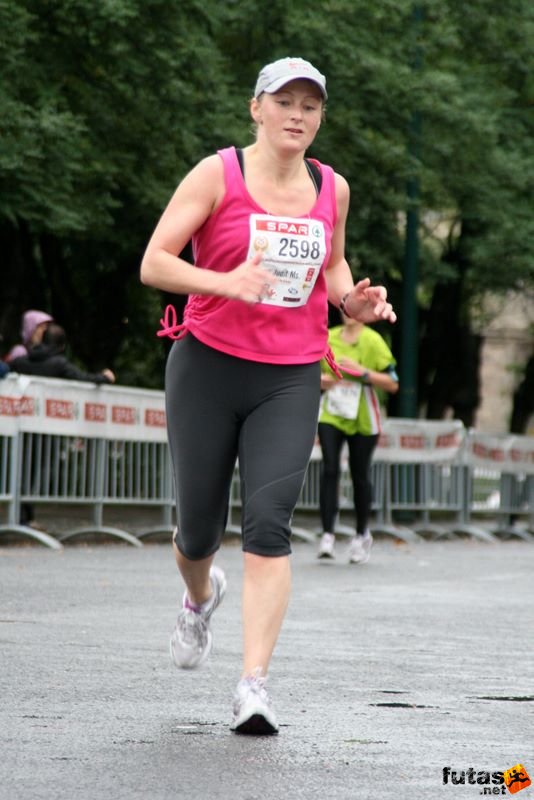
left=222, top=253, right=275, bottom=304
left=321, top=374, right=339, bottom=391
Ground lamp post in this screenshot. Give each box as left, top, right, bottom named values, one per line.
left=398, top=4, right=423, bottom=418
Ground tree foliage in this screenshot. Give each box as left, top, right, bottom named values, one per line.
left=1, top=0, right=532, bottom=414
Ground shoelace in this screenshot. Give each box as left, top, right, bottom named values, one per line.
left=241, top=669, right=270, bottom=703
left=177, top=608, right=208, bottom=649
left=157, top=305, right=187, bottom=340
left=157, top=307, right=364, bottom=397
left=325, top=345, right=365, bottom=380
left=158, top=307, right=365, bottom=385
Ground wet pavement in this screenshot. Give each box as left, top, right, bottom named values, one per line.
left=1, top=534, right=533, bottom=799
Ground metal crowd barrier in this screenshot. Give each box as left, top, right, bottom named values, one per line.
left=455, top=432, right=534, bottom=541
left=0, top=375, right=173, bottom=548
left=1, top=375, right=533, bottom=548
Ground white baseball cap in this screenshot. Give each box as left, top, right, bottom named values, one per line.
left=254, top=57, right=327, bottom=100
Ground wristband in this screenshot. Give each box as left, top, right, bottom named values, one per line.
left=339, top=292, right=350, bottom=316
left=362, top=370, right=370, bottom=385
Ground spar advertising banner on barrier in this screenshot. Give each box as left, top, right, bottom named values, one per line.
left=0, top=375, right=167, bottom=442
left=463, top=430, right=534, bottom=475
left=374, top=418, right=465, bottom=463
left=3, top=377, right=533, bottom=471
left=309, top=418, right=465, bottom=464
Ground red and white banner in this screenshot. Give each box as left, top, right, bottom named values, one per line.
left=374, top=418, right=465, bottom=463
left=0, top=375, right=167, bottom=442
left=2, top=377, right=534, bottom=474
left=463, top=431, right=534, bottom=475
left=310, top=418, right=465, bottom=464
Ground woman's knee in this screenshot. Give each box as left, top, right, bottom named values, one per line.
left=242, top=500, right=292, bottom=557
left=173, top=526, right=221, bottom=561
left=322, top=462, right=340, bottom=481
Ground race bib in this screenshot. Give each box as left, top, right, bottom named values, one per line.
left=325, top=381, right=362, bottom=419
left=247, top=214, right=326, bottom=307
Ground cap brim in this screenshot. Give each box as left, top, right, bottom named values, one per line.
left=261, top=75, right=327, bottom=100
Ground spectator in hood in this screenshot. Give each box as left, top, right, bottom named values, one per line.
left=4, top=310, right=54, bottom=363
left=9, top=323, right=115, bottom=384
left=9, top=323, right=115, bottom=530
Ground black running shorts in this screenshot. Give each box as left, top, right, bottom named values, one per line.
left=165, top=335, right=321, bottom=559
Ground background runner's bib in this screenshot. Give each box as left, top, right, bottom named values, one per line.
left=324, top=381, right=362, bottom=419
left=247, top=214, right=327, bottom=308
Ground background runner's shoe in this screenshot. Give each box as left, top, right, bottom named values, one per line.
left=230, top=671, right=279, bottom=735
left=169, top=565, right=227, bottom=669
left=317, top=532, right=336, bottom=559
left=348, top=530, right=373, bottom=564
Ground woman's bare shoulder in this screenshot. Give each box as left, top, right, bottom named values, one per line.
left=172, top=153, right=226, bottom=212
left=183, top=153, right=225, bottom=186
left=333, top=170, right=350, bottom=197
left=333, top=171, right=350, bottom=218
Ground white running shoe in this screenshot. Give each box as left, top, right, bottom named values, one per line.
left=169, top=565, right=227, bottom=669
left=317, top=532, right=336, bottom=559
left=230, top=670, right=279, bottom=735
left=348, top=530, right=373, bottom=564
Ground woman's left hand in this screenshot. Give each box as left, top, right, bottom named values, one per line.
left=344, top=279, right=397, bottom=323
left=338, top=357, right=364, bottom=372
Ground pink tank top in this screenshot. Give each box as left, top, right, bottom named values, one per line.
left=159, top=146, right=337, bottom=365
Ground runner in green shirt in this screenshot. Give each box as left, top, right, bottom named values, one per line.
left=317, top=315, right=399, bottom=562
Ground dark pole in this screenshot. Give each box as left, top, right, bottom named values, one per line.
left=398, top=4, right=423, bottom=418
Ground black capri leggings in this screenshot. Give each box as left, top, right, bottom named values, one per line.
left=317, top=422, right=379, bottom=535
left=165, top=335, right=321, bottom=559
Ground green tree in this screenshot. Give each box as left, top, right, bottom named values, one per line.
left=414, top=0, right=534, bottom=422
left=0, top=0, right=238, bottom=384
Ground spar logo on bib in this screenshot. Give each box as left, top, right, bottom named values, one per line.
left=256, top=220, right=309, bottom=236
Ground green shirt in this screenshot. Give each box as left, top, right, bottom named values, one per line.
left=319, top=325, right=396, bottom=435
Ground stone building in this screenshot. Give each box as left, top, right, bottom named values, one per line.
left=476, top=292, right=534, bottom=433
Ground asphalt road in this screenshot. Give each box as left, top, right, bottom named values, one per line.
left=1, top=535, right=533, bottom=800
